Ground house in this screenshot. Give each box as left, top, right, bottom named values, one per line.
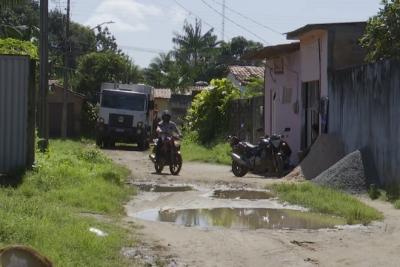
left=154, top=88, right=171, bottom=112
left=227, top=65, right=265, bottom=92
left=246, top=22, right=367, bottom=163
left=47, top=81, right=86, bottom=137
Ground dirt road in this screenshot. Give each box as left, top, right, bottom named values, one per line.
left=106, top=148, right=400, bottom=267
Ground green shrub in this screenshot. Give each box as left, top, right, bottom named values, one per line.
left=186, top=78, right=240, bottom=143
left=368, top=184, right=381, bottom=200
left=0, top=38, right=38, bottom=59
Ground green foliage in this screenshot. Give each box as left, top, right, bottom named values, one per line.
left=360, top=0, right=400, bottom=61
left=368, top=184, right=381, bottom=200
left=270, top=182, right=383, bottom=225
left=186, top=78, right=240, bottom=143
left=181, top=135, right=231, bottom=165
left=81, top=102, right=99, bottom=137
left=0, top=37, right=38, bottom=59
left=74, top=52, right=142, bottom=102
left=242, top=76, right=264, bottom=97
left=0, top=140, right=133, bottom=266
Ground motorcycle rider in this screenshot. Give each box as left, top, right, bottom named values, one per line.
left=155, top=110, right=181, bottom=158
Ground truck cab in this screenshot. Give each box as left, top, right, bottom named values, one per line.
left=96, top=83, right=154, bottom=149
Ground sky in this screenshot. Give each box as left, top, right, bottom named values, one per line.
left=50, top=0, right=382, bottom=68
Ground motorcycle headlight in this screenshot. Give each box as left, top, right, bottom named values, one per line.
left=137, top=122, right=143, bottom=128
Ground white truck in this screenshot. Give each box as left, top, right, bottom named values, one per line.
left=96, top=83, right=155, bottom=149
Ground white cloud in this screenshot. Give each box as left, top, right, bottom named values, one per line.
left=85, top=0, right=162, bottom=32
left=169, top=5, right=187, bottom=25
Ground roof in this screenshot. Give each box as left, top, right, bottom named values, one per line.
left=228, top=65, right=264, bottom=84
left=242, top=42, right=300, bottom=60
left=154, top=88, right=172, bottom=99
left=286, top=21, right=366, bottom=40
left=49, top=80, right=85, bottom=99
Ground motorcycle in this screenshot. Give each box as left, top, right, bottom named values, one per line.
left=229, top=134, right=292, bottom=177
left=149, top=133, right=182, bottom=175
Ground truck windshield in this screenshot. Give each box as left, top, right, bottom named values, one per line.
left=101, top=90, right=146, bottom=111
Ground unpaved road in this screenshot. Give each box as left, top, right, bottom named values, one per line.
left=106, top=147, right=400, bottom=267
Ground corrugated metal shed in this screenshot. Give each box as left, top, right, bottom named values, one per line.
left=0, top=55, right=32, bottom=173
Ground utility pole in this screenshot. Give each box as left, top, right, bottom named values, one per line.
left=39, top=0, right=49, bottom=150
left=61, top=0, right=70, bottom=139
left=221, top=0, right=226, bottom=41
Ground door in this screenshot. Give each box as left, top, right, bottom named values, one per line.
left=301, top=81, right=320, bottom=150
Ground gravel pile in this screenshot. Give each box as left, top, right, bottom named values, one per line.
left=312, top=150, right=368, bottom=194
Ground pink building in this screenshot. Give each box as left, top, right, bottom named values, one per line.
left=247, top=22, right=366, bottom=164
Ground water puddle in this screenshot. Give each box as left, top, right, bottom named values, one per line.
left=134, top=184, right=193, bottom=192
left=212, top=189, right=274, bottom=200
left=135, top=208, right=346, bottom=230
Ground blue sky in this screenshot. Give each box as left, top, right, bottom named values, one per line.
left=50, top=0, right=382, bottom=67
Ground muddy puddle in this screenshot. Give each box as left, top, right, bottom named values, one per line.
left=135, top=208, right=346, bottom=230
left=134, top=184, right=194, bottom=192
left=212, top=189, right=274, bottom=200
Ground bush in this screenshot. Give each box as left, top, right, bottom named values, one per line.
left=0, top=38, right=38, bottom=59
left=185, top=78, right=240, bottom=143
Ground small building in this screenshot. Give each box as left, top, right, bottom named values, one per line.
left=47, top=81, right=85, bottom=137
left=227, top=65, right=265, bottom=92
left=246, top=22, right=367, bottom=163
left=154, top=88, right=171, bottom=112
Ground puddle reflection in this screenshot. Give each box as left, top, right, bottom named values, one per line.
left=135, top=208, right=346, bottom=230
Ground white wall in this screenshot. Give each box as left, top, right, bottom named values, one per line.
left=299, top=30, right=329, bottom=97
left=265, top=51, right=301, bottom=164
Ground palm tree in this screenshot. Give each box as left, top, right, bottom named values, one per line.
left=172, top=19, right=219, bottom=68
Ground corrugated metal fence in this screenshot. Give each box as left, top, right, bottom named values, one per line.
left=0, top=55, right=35, bottom=174
left=329, top=59, right=400, bottom=185
left=228, top=96, right=264, bottom=143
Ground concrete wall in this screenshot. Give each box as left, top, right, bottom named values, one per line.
left=265, top=50, right=301, bottom=164
left=329, top=60, right=400, bottom=184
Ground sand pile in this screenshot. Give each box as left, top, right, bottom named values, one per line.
left=312, top=150, right=368, bottom=194
left=284, top=134, right=345, bottom=180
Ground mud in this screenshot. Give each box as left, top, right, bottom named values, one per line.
left=135, top=208, right=345, bottom=230
left=212, top=189, right=274, bottom=200
left=134, top=183, right=194, bottom=192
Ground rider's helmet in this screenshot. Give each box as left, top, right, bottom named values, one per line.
left=161, top=110, right=171, bottom=123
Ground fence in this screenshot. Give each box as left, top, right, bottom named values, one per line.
left=0, top=55, right=35, bottom=174
left=329, top=60, right=400, bottom=184
left=228, top=96, right=264, bottom=143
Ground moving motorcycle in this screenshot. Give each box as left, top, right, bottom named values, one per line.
left=229, top=134, right=292, bottom=177
left=149, top=133, right=182, bottom=175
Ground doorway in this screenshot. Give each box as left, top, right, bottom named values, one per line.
left=301, top=81, right=320, bottom=150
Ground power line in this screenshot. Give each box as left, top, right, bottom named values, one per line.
left=210, top=0, right=283, bottom=36
left=200, top=0, right=270, bottom=44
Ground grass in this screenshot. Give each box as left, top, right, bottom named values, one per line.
left=269, top=182, right=383, bottom=225
left=0, top=140, right=134, bottom=267
left=181, top=139, right=231, bottom=165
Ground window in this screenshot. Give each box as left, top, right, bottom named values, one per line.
left=273, top=57, right=284, bottom=74
left=282, top=87, right=292, bottom=104
left=101, top=90, right=146, bottom=111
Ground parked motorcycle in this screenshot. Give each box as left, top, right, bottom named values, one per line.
left=149, top=133, right=182, bottom=175
left=229, top=134, right=292, bottom=177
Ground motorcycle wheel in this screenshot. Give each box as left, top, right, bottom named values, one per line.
left=232, top=161, right=248, bottom=177
left=155, top=161, right=164, bottom=174
left=169, top=154, right=182, bottom=175
left=275, top=155, right=284, bottom=178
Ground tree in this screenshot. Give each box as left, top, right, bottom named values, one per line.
left=173, top=19, right=220, bottom=84
left=143, top=52, right=183, bottom=91
left=0, top=37, right=38, bottom=59
left=74, top=52, right=142, bottom=102
left=95, top=26, right=119, bottom=53
left=218, top=36, right=263, bottom=66
left=360, top=0, right=400, bottom=61
left=186, top=78, right=240, bottom=143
